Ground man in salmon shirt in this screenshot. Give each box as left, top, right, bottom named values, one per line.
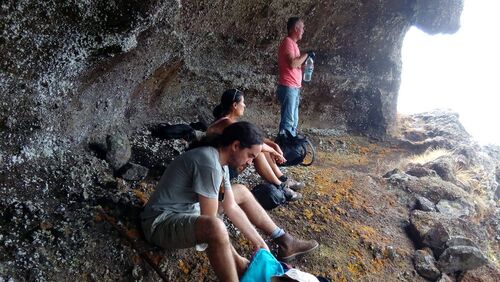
left=277, top=17, right=315, bottom=137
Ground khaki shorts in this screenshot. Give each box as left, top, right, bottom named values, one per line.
left=142, top=213, right=199, bottom=249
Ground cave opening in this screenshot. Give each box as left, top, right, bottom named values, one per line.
left=398, top=0, right=500, bottom=145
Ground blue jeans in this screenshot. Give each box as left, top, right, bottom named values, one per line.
left=277, top=85, right=300, bottom=136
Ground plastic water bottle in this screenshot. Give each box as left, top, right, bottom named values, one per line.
left=303, top=57, right=314, bottom=82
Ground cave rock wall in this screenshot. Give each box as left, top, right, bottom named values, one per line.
left=0, top=0, right=463, bottom=163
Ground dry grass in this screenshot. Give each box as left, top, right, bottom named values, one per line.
left=455, top=165, right=487, bottom=194
left=381, top=148, right=494, bottom=210
left=458, top=159, right=499, bottom=223
left=402, top=148, right=453, bottom=167
left=455, top=164, right=494, bottom=220
left=398, top=148, right=496, bottom=220
left=377, top=148, right=454, bottom=174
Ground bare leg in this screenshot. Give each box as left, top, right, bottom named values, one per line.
left=195, top=216, right=238, bottom=282
left=253, top=153, right=282, bottom=185
left=232, top=185, right=318, bottom=261
left=230, top=244, right=250, bottom=277
left=264, top=152, right=305, bottom=191
left=232, top=184, right=277, bottom=235
left=254, top=153, right=303, bottom=200
left=264, top=152, right=284, bottom=178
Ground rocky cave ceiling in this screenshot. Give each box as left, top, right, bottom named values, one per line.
left=0, top=0, right=463, bottom=159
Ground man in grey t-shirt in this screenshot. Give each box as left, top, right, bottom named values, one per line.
left=142, top=122, right=318, bottom=281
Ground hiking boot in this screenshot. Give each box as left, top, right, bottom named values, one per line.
left=275, top=233, right=319, bottom=261
left=282, top=186, right=302, bottom=201
left=283, top=178, right=305, bottom=191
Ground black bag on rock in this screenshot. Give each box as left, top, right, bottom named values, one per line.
left=251, top=183, right=287, bottom=210
left=150, top=123, right=195, bottom=141
left=275, top=130, right=315, bottom=166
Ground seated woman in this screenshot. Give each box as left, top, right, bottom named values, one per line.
left=207, top=89, right=305, bottom=200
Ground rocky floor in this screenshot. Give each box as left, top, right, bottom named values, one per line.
left=1, top=112, right=499, bottom=281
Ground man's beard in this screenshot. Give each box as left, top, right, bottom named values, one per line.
left=229, top=163, right=249, bottom=174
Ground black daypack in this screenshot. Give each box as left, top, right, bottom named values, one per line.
left=251, top=183, right=287, bottom=210
left=150, top=123, right=196, bottom=141
left=275, top=130, right=315, bottom=166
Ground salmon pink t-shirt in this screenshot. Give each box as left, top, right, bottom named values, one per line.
left=278, top=37, right=302, bottom=88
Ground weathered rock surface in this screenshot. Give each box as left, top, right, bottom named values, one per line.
left=119, top=163, right=149, bottom=181
left=437, top=246, right=488, bottom=273
left=3, top=0, right=499, bottom=281
left=409, top=210, right=489, bottom=253
left=445, top=236, right=477, bottom=249
left=398, top=111, right=472, bottom=149
left=422, top=222, right=450, bottom=255
left=1, top=111, right=498, bottom=281
left=436, top=199, right=472, bottom=218
left=402, top=176, right=468, bottom=203
left=0, top=0, right=465, bottom=168
left=458, top=263, right=500, bottom=282
left=106, top=133, right=132, bottom=171
left=415, top=196, right=436, bottom=212
left=427, top=156, right=456, bottom=183
left=406, top=164, right=438, bottom=178
left=437, top=273, right=453, bottom=282
left=414, top=249, right=441, bottom=280
left=399, top=110, right=500, bottom=200
left=393, top=111, right=500, bottom=280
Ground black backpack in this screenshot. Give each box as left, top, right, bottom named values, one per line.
left=150, top=123, right=195, bottom=141
left=251, top=183, right=287, bottom=210
left=275, top=130, right=315, bottom=166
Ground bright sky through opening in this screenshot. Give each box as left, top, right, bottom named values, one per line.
left=398, top=0, right=500, bottom=145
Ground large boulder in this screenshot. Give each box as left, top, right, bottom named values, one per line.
left=445, top=236, right=478, bottom=249
left=106, top=133, right=132, bottom=171
left=426, top=156, right=456, bottom=183
left=119, top=163, right=149, bottom=181
left=437, top=246, right=488, bottom=273
left=435, top=199, right=473, bottom=218
left=403, top=176, right=468, bottom=203
left=414, top=249, right=441, bottom=280
left=415, top=196, right=436, bottom=212
left=409, top=210, right=489, bottom=254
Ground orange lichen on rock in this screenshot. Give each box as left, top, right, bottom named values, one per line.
left=325, top=267, right=348, bottom=282
left=312, top=168, right=339, bottom=196
left=356, top=225, right=376, bottom=242
left=184, top=252, right=209, bottom=281
left=303, top=208, right=314, bottom=220
left=347, top=261, right=366, bottom=278
left=178, top=259, right=190, bottom=274
left=346, top=249, right=389, bottom=278
left=133, top=189, right=149, bottom=206
left=237, top=236, right=253, bottom=253
left=359, top=146, right=370, bottom=155
left=371, top=258, right=386, bottom=272
left=330, top=177, right=355, bottom=207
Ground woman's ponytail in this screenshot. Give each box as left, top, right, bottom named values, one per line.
left=212, top=89, right=244, bottom=121
left=212, top=104, right=224, bottom=120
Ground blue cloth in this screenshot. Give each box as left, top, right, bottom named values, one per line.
left=277, top=85, right=301, bottom=137
left=241, top=249, right=284, bottom=282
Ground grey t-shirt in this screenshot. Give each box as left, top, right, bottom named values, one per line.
left=141, top=146, right=231, bottom=220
